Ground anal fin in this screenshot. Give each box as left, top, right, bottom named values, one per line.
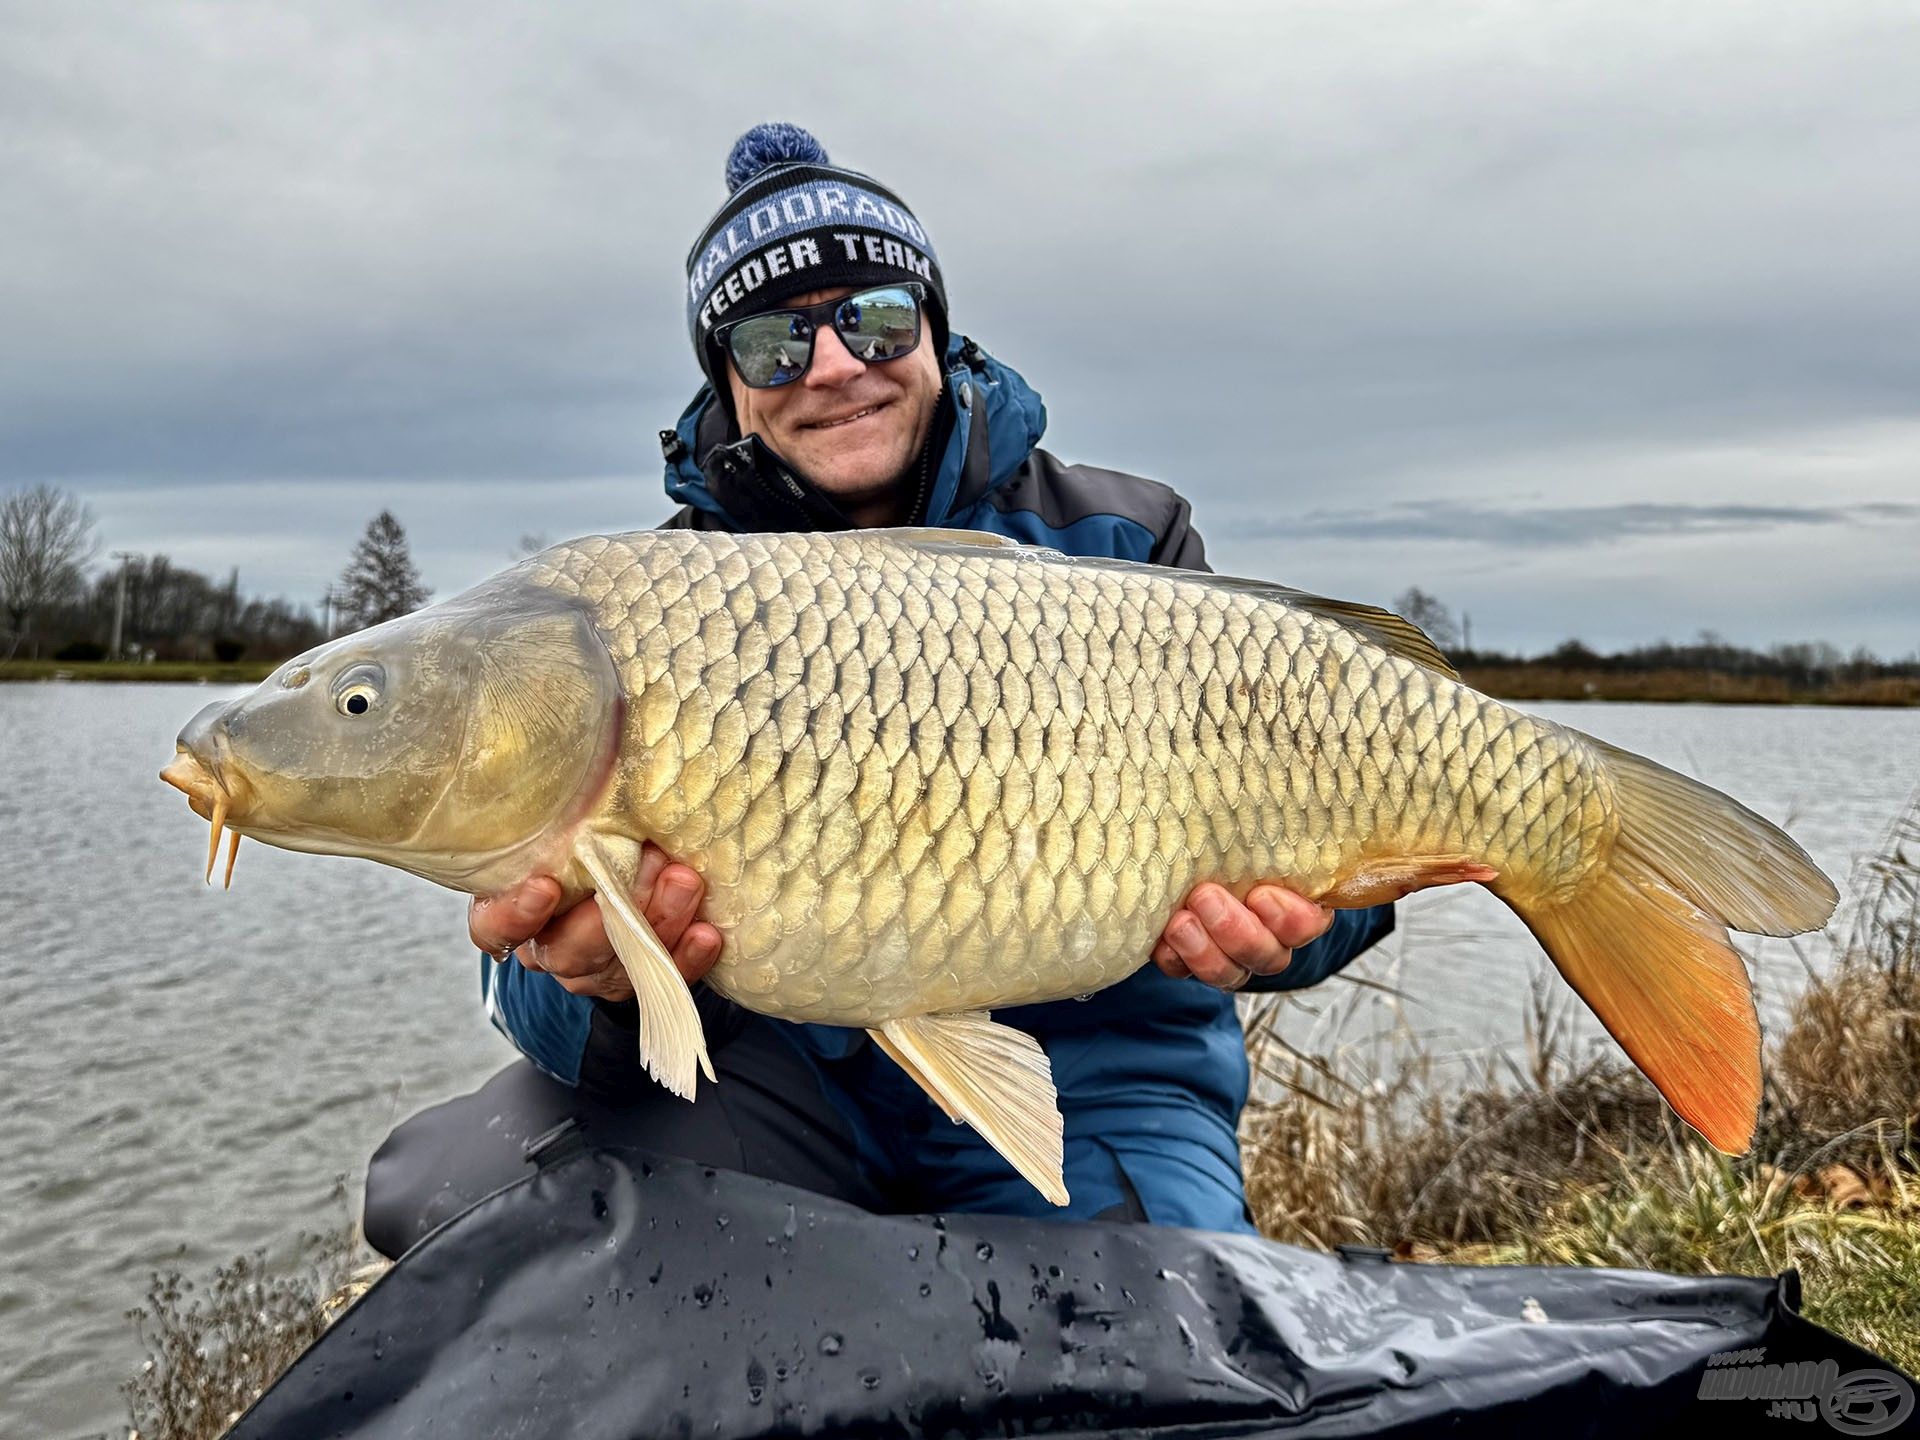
left=574, top=832, right=715, bottom=1099
left=869, top=1028, right=962, bottom=1123
left=872, top=1013, right=1068, bottom=1206
left=1317, top=854, right=1499, bottom=908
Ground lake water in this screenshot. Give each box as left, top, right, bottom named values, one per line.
left=3, top=682, right=1917, bottom=1436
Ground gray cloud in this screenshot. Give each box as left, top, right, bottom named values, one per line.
left=2, top=0, right=1917, bottom=654
left=1253, top=500, right=1920, bottom=549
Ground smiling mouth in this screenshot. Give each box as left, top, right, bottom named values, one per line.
left=806, top=402, right=887, bottom=430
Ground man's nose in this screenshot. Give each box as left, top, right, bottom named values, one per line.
left=802, top=322, right=867, bottom=387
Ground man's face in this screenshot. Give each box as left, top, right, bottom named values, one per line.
left=726, top=287, right=943, bottom=515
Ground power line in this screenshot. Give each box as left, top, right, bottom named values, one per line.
left=109, top=550, right=141, bottom=659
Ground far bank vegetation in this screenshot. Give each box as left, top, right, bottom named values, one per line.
left=0, top=486, right=430, bottom=670
left=1391, top=586, right=1920, bottom=706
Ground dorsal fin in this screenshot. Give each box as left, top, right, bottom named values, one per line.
left=855, top=530, right=1459, bottom=679
left=865, top=526, right=1027, bottom=551
left=1058, top=560, right=1461, bottom=678
left=1256, top=584, right=1459, bottom=678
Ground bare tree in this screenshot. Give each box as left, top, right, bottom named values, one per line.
left=1391, top=586, right=1461, bottom=651
left=338, top=511, right=430, bottom=629
left=0, top=485, right=97, bottom=659
left=512, top=532, right=553, bottom=560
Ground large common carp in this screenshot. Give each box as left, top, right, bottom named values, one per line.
left=161, top=528, right=1836, bottom=1203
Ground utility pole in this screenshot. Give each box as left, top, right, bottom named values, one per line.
left=110, top=551, right=140, bottom=660
left=318, top=586, right=339, bottom=638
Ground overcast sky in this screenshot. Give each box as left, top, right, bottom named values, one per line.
left=4, top=0, right=1916, bottom=654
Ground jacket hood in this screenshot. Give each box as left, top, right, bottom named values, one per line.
left=661, top=336, right=1048, bottom=529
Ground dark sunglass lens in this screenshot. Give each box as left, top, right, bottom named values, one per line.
left=728, top=312, right=814, bottom=387
left=836, top=287, right=921, bottom=364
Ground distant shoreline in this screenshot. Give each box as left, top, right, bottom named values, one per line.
left=3, top=657, right=1915, bottom=706
left=1457, top=664, right=1920, bottom=707
left=0, top=659, right=278, bottom=684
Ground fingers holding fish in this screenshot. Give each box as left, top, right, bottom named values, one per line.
left=469, top=875, right=562, bottom=960
left=1244, top=887, right=1336, bottom=952
left=522, top=896, right=632, bottom=1001
left=644, top=877, right=724, bottom=987
left=635, top=845, right=723, bottom=983
left=1160, top=910, right=1256, bottom=990
left=1153, top=884, right=1336, bottom=991
left=515, top=846, right=723, bottom=1001
left=1159, top=888, right=1273, bottom=990
left=1151, top=942, right=1192, bottom=980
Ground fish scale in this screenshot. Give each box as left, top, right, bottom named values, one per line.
left=522, top=529, right=1606, bottom=1025
left=164, top=525, right=1837, bottom=1202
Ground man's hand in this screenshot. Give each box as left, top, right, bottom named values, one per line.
left=1153, top=883, right=1333, bottom=992
left=468, top=843, right=723, bottom=1002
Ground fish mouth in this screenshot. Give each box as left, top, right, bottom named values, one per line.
left=160, top=749, right=254, bottom=889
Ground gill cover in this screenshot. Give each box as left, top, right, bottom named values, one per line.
left=199, top=578, right=619, bottom=867
left=430, top=580, right=623, bottom=857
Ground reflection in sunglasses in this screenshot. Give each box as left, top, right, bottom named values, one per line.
left=718, top=282, right=926, bottom=389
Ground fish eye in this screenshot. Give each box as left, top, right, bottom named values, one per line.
left=332, top=664, right=384, bottom=717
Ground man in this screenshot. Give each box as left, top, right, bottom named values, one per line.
left=363, top=125, right=1392, bottom=1257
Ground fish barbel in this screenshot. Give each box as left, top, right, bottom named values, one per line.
left=160, top=528, right=1836, bottom=1203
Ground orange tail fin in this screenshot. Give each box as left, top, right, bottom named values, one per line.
left=1501, top=734, right=1836, bottom=1154
left=1511, top=852, right=1762, bottom=1151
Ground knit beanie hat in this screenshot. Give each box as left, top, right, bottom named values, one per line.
left=685, top=124, right=949, bottom=394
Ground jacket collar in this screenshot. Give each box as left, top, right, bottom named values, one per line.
left=660, top=336, right=1048, bottom=531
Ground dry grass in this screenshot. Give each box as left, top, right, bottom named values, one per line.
left=122, top=1186, right=384, bottom=1440
left=1243, top=788, right=1920, bottom=1371
left=1242, top=968, right=1681, bottom=1251
left=1769, top=803, right=1920, bottom=1162
left=1485, top=1147, right=1920, bottom=1364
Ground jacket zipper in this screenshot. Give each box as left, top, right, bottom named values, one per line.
left=905, top=429, right=935, bottom=526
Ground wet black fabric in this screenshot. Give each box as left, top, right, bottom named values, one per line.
left=363, top=1006, right=884, bottom=1260
left=260, top=1144, right=1911, bottom=1438
left=364, top=1010, right=1148, bottom=1260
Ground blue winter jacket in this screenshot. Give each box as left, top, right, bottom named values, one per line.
left=484, top=336, right=1392, bottom=1233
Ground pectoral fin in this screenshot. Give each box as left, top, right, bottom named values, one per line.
left=871, top=1012, right=1068, bottom=1206
left=573, top=832, right=715, bottom=1099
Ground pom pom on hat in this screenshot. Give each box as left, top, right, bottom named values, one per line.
left=724, top=123, right=831, bottom=194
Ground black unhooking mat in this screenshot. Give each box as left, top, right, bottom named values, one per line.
left=231, top=1133, right=1916, bottom=1438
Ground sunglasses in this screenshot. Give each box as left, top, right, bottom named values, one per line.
left=714, top=282, right=926, bottom=389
